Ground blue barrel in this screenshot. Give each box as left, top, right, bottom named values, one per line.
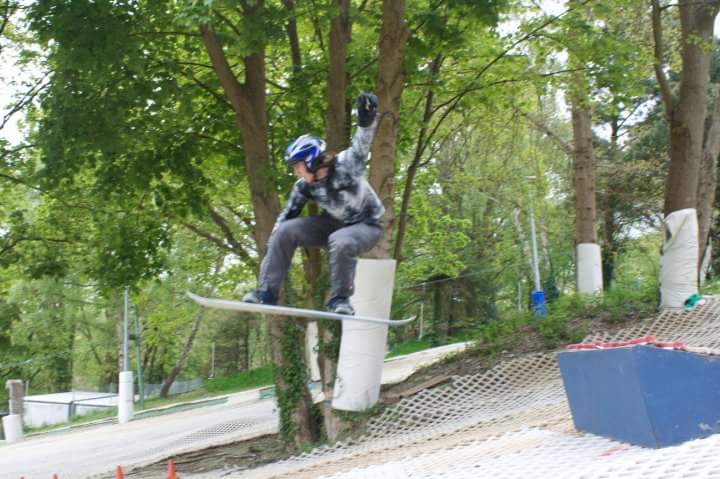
left=531, top=290, right=546, bottom=317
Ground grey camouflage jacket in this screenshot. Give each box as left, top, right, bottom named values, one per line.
left=275, top=121, right=384, bottom=228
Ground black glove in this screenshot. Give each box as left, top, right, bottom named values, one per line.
left=357, top=92, right=378, bottom=127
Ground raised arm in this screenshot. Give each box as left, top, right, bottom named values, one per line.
left=336, top=92, right=378, bottom=169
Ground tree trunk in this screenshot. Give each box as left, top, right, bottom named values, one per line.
left=283, top=0, right=313, bottom=129
left=569, top=60, right=603, bottom=294
left=159, top=309, right=205, bottom=398
left=200, top=6, right=314, bottom=447
left=282, top=0, right=302, bottom=70
left=321, top=0, right=353, bottom=444
left=602, top=205, right=618, bottom=288
left=601, top=117, right=621, bottom=289
left=697, top=88, right=720, bottom=273
left=538, top=217, right=553, bottom=275
left=269, top=318, right=316, bottom=450
left=652, top=0, right=720, bottom=306
left=570, top=71, right=597, bottom=245
left=326, top=0, right=351, bottom=151
left=368, top=0, right=409, bottom=258
left=538, top=218, right=559, bottom=300
left=282, top=2, right=323, bottom=444
left=199, top=25, right=280, bottom=256
left=663, top=1, right=719, bottom=215
left=512, top=208, right=535, bottom=278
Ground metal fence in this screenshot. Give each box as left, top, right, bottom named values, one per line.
left=23, top=394, right=118, bottom=428
left=99, top=378, right=204, bottom=398
left=143, top=379, right=204, bottom=397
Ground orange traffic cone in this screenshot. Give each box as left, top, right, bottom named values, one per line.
left=166, top=459, right=178, bottom=479
left=116, top=465, right=125, bottom=479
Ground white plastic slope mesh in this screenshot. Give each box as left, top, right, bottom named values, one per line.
left=225, top=297, right=720, bottom=479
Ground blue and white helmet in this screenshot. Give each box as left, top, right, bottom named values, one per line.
left=285, top=134, right=326, bottom=172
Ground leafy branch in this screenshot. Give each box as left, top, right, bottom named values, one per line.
left=0, top=235, right=71, bottom=258
left=0, top=77, right=50, bottom=131
left=182, top=207, right=255, bottom=267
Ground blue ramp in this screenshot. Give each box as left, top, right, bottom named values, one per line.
left=557, top=345, right=720, bottom=448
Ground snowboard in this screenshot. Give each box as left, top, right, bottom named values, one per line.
left=186, top=291, right=415, bottom=327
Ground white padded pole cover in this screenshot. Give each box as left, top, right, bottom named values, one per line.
left=332, top=258, right=396, bottom=411
left=2, top=414, right=23, bottom=443
left=306, top=321, right=321, bottom=382
left=118, top=370, right=134, bottom=424
left=660, top=208, right=699, bottom=308
left=576, top=243, right=603, bottom=294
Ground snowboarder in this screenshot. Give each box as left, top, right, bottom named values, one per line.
left=243, top=92, right=383, bottom=315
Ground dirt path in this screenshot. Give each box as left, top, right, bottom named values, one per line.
left=122, top=435, right=287, bottom=478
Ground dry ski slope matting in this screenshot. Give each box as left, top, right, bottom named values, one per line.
left=210, top=297, right=720, bottom=479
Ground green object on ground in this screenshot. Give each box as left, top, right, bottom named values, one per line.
left=684, top=293, right=702, bottom=310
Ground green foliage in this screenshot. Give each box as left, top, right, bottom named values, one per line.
left=205, top=366, right=273, bottom=393
left=7, top=278, right=85, bottom=392
left=333, top=401, right=386, bottom=425
left=475, top=314, right=527, bottom=347
left=536, top=274, right=657, bottom=345
left=534, top=235, right=659, bottom=346
left=386, top=337, right=434, bottom=358
left=701, top=278, right=720, bottom=296
left=534, top=294, right=594, bottom=346
left=467, top=278, right=658, bottom=354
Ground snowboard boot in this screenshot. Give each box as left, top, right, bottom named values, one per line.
left=242, top=289, right=278, bottom=305
left=327, top=296, right=355, bottom=315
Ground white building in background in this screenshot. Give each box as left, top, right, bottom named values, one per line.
left=23, top=392, right=118, bottom=428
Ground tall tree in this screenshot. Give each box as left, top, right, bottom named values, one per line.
left=320, top=0, right=352, bottom=442
left=566, top=1, right=602, bottom=294
left=199, top=6, right=320, bottom=444
left=652, top=0, right=720, bottom=306
left=199, top=17, right=280, bottom=254
left=698, top=90, right=720, bottom=277
left=368, top=0, right=409, bottom=258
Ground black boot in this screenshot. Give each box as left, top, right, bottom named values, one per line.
left=242, top=289, right=278, bottom=305
left=327, top=296, right=354, bottom=315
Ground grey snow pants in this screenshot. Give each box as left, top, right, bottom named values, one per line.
left=258, top=214, right=383, bottom=303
